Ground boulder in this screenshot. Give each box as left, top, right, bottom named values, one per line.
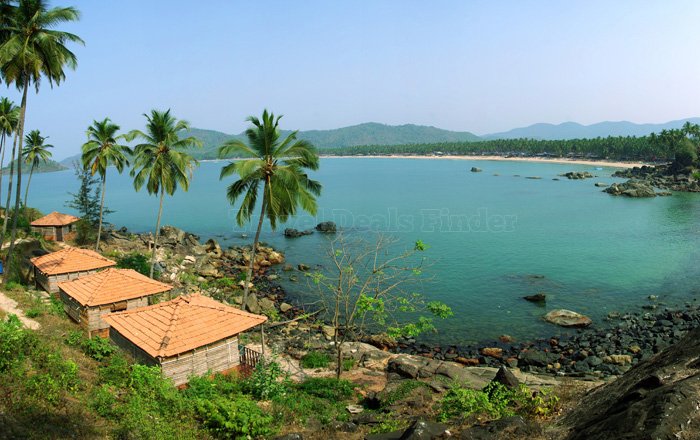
left=471, top=167, right=483, bottom=172
left=244, top=296, right=261, bottom=314
left=594, top=182, right=609, bottom=187
left=279, top=302, right=293, bottom=313
left=204, top=238, right=223, bottom=257
left=604, top=180, right=656, bottom=197
left=315, top=221, right=337, bottom=233
left=544, top=309, right=592, bottom=328
left=284, top=228, right=314, bottom=238
left=460, top=416, right=541, bottom=439
left=562, top=171, right=594, bottom=180
left=491, top=366, right=519, bottom=389
left=297, top=263, right=310, bottom=271
left=480, top=347, right=503, bottom=358
left=523, top=293, right=546, bottom=303
left=258, top=298, right=276, bottom=313
left=366, top=419, right=448, bottom=440
left=197, top=263, right=220, bottom=278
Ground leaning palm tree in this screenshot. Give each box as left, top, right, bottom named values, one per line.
left=129, top=109, right=201, bottom=278
left=0, top=97, right=18, bottom=234
left=82, top=118, right=131, bottom=250
left=218, top=110, right=321, bottom=307
left=21, top=129, right=53, bottom=212
left=0, top=0, right=82, bottom=280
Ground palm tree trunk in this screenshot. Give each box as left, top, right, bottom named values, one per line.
left=95, top=173, right=106, bottom=251
left=2, top=131, right=17, bottom=242
left=243, top=185, right=268, bottom=309
left=0, top=132, right=6, bottom=226
left=149, top=189, right=165, bottom=278
left=23, top=163, right=34, bottom=217
left=4, top=78, right=28, bottom=283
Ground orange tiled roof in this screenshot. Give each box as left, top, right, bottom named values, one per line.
left=30, top=247, right=116, bottom=275
left=103, top=294, right=267, bottom=358
left=30, top=211, right=80, bottom=226
left=58, top=268, right=172, bottom=307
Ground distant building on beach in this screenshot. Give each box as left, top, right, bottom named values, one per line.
left=103, top=294, right=267, bottom=386
left=30, top=211, right=80, bottom=241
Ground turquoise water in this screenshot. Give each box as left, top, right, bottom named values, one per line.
left=26, top=158, right=700, bottom=344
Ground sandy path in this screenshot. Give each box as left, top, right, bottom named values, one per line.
left=322, top=155, right=647, bottom=169
left=0, top=290, right=40, bottom=329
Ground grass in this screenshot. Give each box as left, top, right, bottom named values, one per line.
left=300, top=351, right=331, bottom=369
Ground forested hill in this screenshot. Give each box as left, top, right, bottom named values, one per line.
left=1, top=158, right=67, bottom=175
left=186, top=123, right=481, bottom=159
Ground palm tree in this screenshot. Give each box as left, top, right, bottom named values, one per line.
left=0, top=0, right=82, bottom=280
left=0, top=97, right=18, bottom=232
left=218, top=110, right=321, bottom=307
left=82, top=118, right=131, bottom=250
left=129, top=109, right=201, bottom=278
left=21, top=129, right=53, bottom=212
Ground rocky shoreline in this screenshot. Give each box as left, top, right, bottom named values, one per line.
left=100, top=224, right=699, bottom=383
left=611, top=163, right=700, bottom=193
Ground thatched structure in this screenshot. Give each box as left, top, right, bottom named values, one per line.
left=103, top=294, right=267, bottom=386
left=58, top=268, right=173, bottom=337
left=30, top=247, right=116, bottom=294
left=30, top=211, right=80, bottom=241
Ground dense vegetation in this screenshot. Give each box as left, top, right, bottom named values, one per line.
left=1, top=158, right=66, bottom=174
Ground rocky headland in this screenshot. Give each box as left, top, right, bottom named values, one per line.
left=611, top=163, right=700, bottom=193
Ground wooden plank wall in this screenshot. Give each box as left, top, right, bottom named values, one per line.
left=87, top=297, right=149, bottom=335
left=109, top=328, right=158, bottom=366
left=160, top=336, right=240, bottom=386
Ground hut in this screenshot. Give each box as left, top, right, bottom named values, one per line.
left=30, top=247, right=116, bottom=294
left=58, top=268, right=173, bottom=338
left=30, top=211, right=80, bottom=241
left=103, top=293, right=267, bottom=386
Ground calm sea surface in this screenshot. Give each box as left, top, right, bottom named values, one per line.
left=26, top=158, right=700, bottom=344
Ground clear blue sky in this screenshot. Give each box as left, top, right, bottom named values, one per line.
left=3, top=0, right=700, bottom=159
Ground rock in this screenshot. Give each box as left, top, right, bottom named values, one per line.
left=365, top=333, right=398, bottom=350
left=562, top=325, right=700, bottom=440
left=315, top=221, right=337, bottom=233
left=284, top=228, right=314, bottom=238
left=498, top=334, right=514, bottom=343
left=297, top=263, right=310, bottom=271
left=603, top=354, right=632, bottom=365
left=282, top=264, right=294, bottom=271
left=604, top=179, right=657, bottom=198
left=321, top=325, right=335, bottom=340
left=273, top=434, right=303, bottom=440
left=562, top=171, right=594, bottom=180
left=480, top=347, right=503, bottom=358
left=244, top=295, right=261, bottom=314
left=456, top=357, right=480, bottom=366
left=594, top=182, right=609, bottom=187
left=526, top=176, right=542, bottom=179
left=518, top=349, right=552, bottom=367
left=280, top=302, right=293, bottom=313
left=258, top=297, right=276, bottom=313
left=491, top=366, right=520, bottom=389
left=523, top=293, right=546, bottom=303
left=197, top=263, right=220, bottom=278
left=266, top=251, right=284, bottom=265
left=471, top=167, right=483, bottom=172
left=460, top=416, right=541, bottom=439
left=366, top=419, right=448, bottom=440
left=345, top=404, right=363, bottom=414
left=544, top=309, right=592, bottom=328
left=204, top=238, right=223, bottom=257
left=183, top=255, right=196, bottom=264
left=238, top=280, right=254, bottom=290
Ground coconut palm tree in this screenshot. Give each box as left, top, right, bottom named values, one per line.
left=0, top=0, right=82, bottom=281
left=82, top=118, right=131, bottom=250
left=21, top=129, right=52, bottom=211
left=0, top=97, right=18, bottom=232
left=129, top=109, right=201, bottom=278
left=218, top=110, right=321, bottom=307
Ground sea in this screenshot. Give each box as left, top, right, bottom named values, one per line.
left=25, top=158, right=700, bottom=345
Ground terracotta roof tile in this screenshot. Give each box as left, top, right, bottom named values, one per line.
left=30, top=247, right=116, bottom=275
left=58, top=268, right=172, bottom=307
left=30, top=211, right=80, bottom=226
left=103, top=294, right=267, bottom=358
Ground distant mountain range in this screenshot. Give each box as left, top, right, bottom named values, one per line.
left=482, top=118, right=700, bottom=140
left=58, top=117, right=700, bottom=163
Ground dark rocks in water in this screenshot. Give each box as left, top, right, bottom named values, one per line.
left=315, top=221, right=337, bottom=233
left=523, top=293, right=546, bottom=303
left=491, top=366, right=519, bottom=390
left=526, top=176, right=542, bottom=180
left=561, top=171, right=594, bottom=180
left=297, top=263, right=310, bottom=271
left=517, top=349, right=552, bottom=367
left=471, top=167, right=483, bottom=172
left=594, top=182, right=608, bottom=187
left=366, top=419, right=448, bottom=440
left=544, top=309, right=592, bottom=328
left=613, top=164, right=700, bottom=193
left=562, top=325, right=700, bottom=440
left=604, top=179, right=657, bottom=197
left=284, top=228, right=314, bottom=238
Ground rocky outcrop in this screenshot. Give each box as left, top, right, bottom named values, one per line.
left=366, top=420, right=449, bottom=440
left=544, top=309, right=592, bottom=328
left=284, top=228, right=314, bottom=238
left=470, top=167, right=482, bottom=172
left=561, top=325, right=700, bottom=440
left=603, top=180, right=657, bottom=197
left=315, top=221, right=337, bottom=233
left=561, top=171, right=594, bottom=180
left=613, top=164, right=700, bottom=193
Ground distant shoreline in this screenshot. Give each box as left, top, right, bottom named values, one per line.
left=319, top=154, right=647, bottom=169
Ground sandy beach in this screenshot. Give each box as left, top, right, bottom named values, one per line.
left=321, top=154, right=647, bottom=169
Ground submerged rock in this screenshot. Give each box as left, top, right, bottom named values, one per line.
left=544, top=309, right=592, bottom=328
left=315, top=221, right=337, bottom=233
left=284, top=228, right=314, bottom=238
left=523, top=293, right=547, bottom=303
left=471, top=167, right=483, bottom=172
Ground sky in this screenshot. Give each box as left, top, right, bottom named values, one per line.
left=3, top=0, right=700, bottom=159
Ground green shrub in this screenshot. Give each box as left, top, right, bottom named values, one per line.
left=513, top=385, right=559, bottom=418
left=297, top=377, right=355, bottom=400
left=4, top=281, right=24, bottom=292
left=89, top=384, right=118, bottom=417
left=300, top=351, right=330, bottom=369
left=98, top=353, right=131, bottom=386
left=438, top=386, right=501, bottom=421
left=195, top=396, right=276, bottom=439
left=64, top=330, right=84, bottom=347
left=24, top=307, right=42, bottom=318
left=380, top=380, right=428, bottom=408
left=117, top=252, right=152, bottom=277
left=0, top=315, right=28, bottom=372
left=342, top=358, right=355, bottom=371
left=241, top=360, right=289, bottom=400
left=48, top=296, right=65, bottom=316
left=82, top=336, right=116, bottom=361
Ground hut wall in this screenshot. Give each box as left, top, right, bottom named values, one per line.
left=160, top=336, right=240, bottom=386
left=31, top=226, right=56, bottom=241
left=109, top=328, right=158, bottom=366
left=43, top=268, right=108, bottom=295
left=86, top=297, right=149, bottom=336
left=59, top=290, right=83, bottom=323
